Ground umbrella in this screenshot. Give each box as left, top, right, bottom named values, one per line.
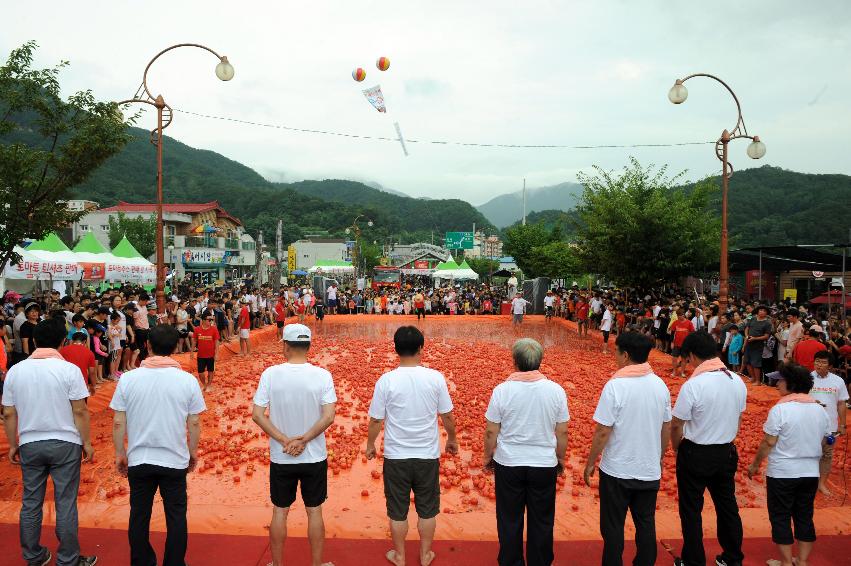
left=808, top=291, right=851, bottom=308
left=291, top=270, right=308, bottom=276
left=492, top=269, right=513, bottom=278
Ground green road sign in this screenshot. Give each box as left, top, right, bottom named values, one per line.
left=445, top=232, right=474, bottom=250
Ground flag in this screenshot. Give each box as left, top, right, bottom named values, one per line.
left=362, top=85, right=386, bottom=113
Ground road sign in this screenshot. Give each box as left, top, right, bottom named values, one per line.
left=445, top=231, right=474, bottom=250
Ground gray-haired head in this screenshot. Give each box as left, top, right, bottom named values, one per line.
left=512, top=338, right=543, bottom=372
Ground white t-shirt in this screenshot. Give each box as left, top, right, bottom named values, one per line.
left=600, top=309, right=613, bottom=332
left=652, top=305, right=662, bottom=329
left=764, top=401, right=830, bottom=478
left=253, top=362, right=337, bottom=464
left=485, top=379, right=569, bottom=467
left=1, top=357, right=89, bottom=446
left=672, top=369, right=747, bottom=444
left=593, top=373, right=671, bottom=481
left=809, top=372, right=850, bottom=432
left=110, top=366, right=206, bottom=469
left=327, top=286, right=337, bottom=300
left=544, top=296, right=555, bottom=308
left=590, top=298, right=602, bottom=314
left=368, top=366, right=453, bottom=459
left=511, top=298, right=528, bottom=315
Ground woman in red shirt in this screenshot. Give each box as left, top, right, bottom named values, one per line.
left=238, top=298, right=251, bottom=356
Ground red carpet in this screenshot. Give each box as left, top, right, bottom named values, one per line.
left=2, top=523, right=850, bottom=565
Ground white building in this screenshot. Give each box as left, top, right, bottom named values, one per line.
left=65, top=200, right=257, bottom=285
left=467, top=232, right=504, bottom=259
left=291, top=239, right=348, bottom=271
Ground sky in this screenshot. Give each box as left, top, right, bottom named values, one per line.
left=3, top=1, right=850, bottom=205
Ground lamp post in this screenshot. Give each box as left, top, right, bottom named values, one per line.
left=345, top=215, right=373, bottom=278
left=119, top=44, right=234, bottom=313
left=668, top=74, right=765, bottom=311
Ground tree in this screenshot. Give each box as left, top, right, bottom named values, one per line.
left=466, top=257, right=500, bottom=277
left=108, top=212, right=156, bottom=259
left=525, top=241, right=581, bottom=279
left=0, top=41, right=131, bottom=271
left=575, top=157, right=720, bottom=289
left=503, top=223, right=552, bottom=276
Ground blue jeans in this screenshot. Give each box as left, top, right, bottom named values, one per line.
left=19, top=439, right=82, bottom=566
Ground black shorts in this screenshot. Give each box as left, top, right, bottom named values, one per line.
left=276, top=321, right=285, bottom=328
left=197, top=357, right=215, bottom=373
left=270, top=460, right=328, bottom=508
left=383, top=458, right=440, bottom=521
left=135, top=328, right=149, bottom=349
left=744, top=345, right=763, bottom=368
left=120, top=339, right=127, bottom=349
left=602, top=330, right=611, bottom=343
left=767, top=476, right=818, bottom=545
left=671, top=347, right=683, bottom=358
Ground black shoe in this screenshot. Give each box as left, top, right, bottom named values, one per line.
left=673, top=558, right=684, bottom=566
left=715, top=556, right=740, bottom=566
left=77, top=557, right=98, bottom=566
left=38, top=550, right=52, bottom=566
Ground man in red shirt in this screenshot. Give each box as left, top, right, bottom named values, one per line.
left=576, top=298, right=590, bottom=337
left=238, top=297, right=251, bottom=357
left=191, top=310, right=220, bottom=392
left=274, top=293, right=288, bottom=340
left=59, top=332, right=97, bottom=396
left=792, top=325, right=828, bottom=371
left=670, top=308, right=695, bottom=378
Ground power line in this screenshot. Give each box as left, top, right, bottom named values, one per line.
left=170, top=107, right=715, bottom=150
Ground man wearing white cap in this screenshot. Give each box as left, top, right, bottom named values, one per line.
left=252, top=324, right=336, bottom=566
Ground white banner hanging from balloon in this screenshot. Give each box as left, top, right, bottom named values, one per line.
left=362, top=85, right=386, bottom=113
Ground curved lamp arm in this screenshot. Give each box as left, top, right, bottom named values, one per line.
left=142, top=43, right=232, bottom=102
left=669, top=73, right=765, bottom=170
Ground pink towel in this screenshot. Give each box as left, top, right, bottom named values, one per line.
left=141, top=356, right=182, bottom=369
left=612, top=362, right=653, bottom=379
left=506, top=370, right=546, bottom=383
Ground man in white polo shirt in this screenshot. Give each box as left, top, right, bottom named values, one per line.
left=584, top=331, right=671, bottom=566
left=671, top=331, right=747, bottom=566
left=111, top=324, right=206, bottom=566
left=252, top=323, right=336, bottom=566
left=2, top=318, right=97, bottom=566
left=810, top=350, right=848, bottom=495
left=367, top=326, right=458, bottom=566
left=511, top=292, right=530, bottom=327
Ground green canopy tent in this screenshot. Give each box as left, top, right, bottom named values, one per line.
left=27, top=232, right=71, bottom=252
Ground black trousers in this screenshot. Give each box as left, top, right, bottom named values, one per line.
left=415, top=307, right=426, bottom=320
left=766, top=477, right=818, bottom=545
left=599, top=470, right=659, bottom=566
left=494, top=462, right=557, bottom=566
left=128, top=464, right=188, bottom=566
left=676, top=440, right=744, bottom=566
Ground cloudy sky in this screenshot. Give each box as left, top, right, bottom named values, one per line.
left=4, top=1, right=850, bottom=205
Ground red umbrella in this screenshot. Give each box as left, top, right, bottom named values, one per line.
left=808, top=290, right=851, bottom=308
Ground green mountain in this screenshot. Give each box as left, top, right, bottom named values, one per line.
left=506, top=209, right=580, bottom=236
left=17, top=124, right=495, bottom=244
left=281, top=179, right=494, bottom=234
left=698, top=165, right=851, bottom=248
left=486, top=167, right=851, bottom=249
left=477, top=182, right=584, bottom=228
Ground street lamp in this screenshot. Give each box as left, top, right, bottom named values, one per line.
left=668, top=74, right=765, bottom=310
left=345, top=215, right=373, bottom=277
left=119, top=44, right=234, bottom=313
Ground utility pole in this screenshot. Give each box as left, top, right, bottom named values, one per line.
left=255, top=230, right=264, bottom=287
left=274, top=220, right=282, bottom=292
left=522, top=178, right=527, bottom=226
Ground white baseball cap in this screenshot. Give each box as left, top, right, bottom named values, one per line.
left=283, top=324, right=312, bottom=342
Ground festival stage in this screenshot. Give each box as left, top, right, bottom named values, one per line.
left=1, top=315, right=849, bottom=564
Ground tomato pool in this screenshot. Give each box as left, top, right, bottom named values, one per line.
left=0, top=315, right=848, bottom=541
